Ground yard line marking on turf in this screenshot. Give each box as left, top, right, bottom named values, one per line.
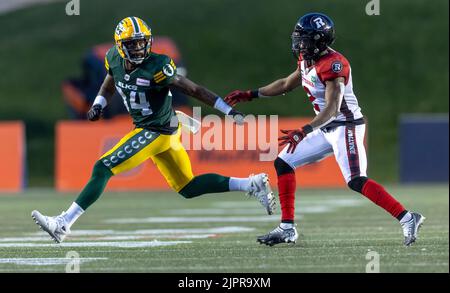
left=83, top=234, right=216, bottom=240
left=166, top=206, right=336, bottom=215
left=104, top=216, right=278, bottom=224
left=0, top=236, right=52, bottom=242
left=0, top=240, right=192, bottom=248
left=0, top=258, right=107, bottom=266
left=27, top=226, right=255, bottom=236
left=213, top=198, right=365, bottom=209
left=0, top=234, right=215, bottom=242
left=166, top=208, right=268, bottom=215
left=129, top=226, right=255, bottom=234
left=0, top=227, right=255, bottom=243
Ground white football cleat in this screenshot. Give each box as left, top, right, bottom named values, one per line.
left=247, top=173, right=276, bottom=215
left=401, top=212, right=426, bottom=246
left=31, top=210, right=70, bottom=243
left=257, top=224, right=299, bottom=246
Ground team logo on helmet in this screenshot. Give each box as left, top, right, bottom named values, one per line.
left=115, top=21, right=126, bottom=37
left=331, top=61, right=343, bottom=73
left=311, top=16, right=326, bottom=29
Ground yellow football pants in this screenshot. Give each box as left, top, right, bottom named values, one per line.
left=99, top=126, right=194, bottom=192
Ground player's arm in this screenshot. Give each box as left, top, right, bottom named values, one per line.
left=224, top=68, right=302, bottom=106
left=308, top=77, right=344, bottom=129
left=87, top=73, right=116, bottom=121
left=97, top=74, right=116, bottom=100
left=169, top=74, right=244, bottom=124
left=279, top=77, right=345, bottom=153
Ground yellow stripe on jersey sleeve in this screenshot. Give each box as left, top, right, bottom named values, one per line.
left=170, top=59, right=176, bottom=69
left=154, top=71, right=164, bottom=78
left=105, top=56, right=110, bottom=71
left=154, top=71, right=167, bottom=83
left=155, top=75, right=167, bottom=83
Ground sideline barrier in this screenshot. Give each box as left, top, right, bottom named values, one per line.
left=0, top=121, right=26, bottom=193
left=56, top=117, right=348, bottom=192
left=400, top=114, right=449, bottom=183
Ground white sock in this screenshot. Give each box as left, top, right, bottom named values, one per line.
left=280, top=222, right=294, bottom=229
left=399, top=212, right=412, bottom=224
left=63, top=202, right=84, bottom=228
left=229, top=177, right=251, bottom=192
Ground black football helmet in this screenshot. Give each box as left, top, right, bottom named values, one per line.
left=291, top=12, right=335, bottom=61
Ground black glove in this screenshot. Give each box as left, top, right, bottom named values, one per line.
left=87, top=104, right=103, bottom=121
left=228, top=108, right=245, bottom=125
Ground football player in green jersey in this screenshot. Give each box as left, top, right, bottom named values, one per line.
left=31, top=17, right=275, bottom=243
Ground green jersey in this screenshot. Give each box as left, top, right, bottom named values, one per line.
left=105, top=46, right=178, bottom=134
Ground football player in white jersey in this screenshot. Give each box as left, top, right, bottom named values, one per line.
left=225, top=13, right=425, bottom=246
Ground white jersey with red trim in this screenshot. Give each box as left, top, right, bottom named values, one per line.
left=298, top=49, right=363, bottom=122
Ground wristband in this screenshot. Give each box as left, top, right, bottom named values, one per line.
left=214, top=97, right=232, bottom=115
left=302, top=124, right=314, bottom=134
left=250, top=90, right=259, bottom=98
left=253, top=89, right=270, bottom=98
left=93, top=95, right=107, bottom=109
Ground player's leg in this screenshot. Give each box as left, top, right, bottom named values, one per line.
left=330, top=124, right=425, bottom=246
left=257, top=129, right=334, bottom=246
left=151, top=135, right=275, bottom=214
left=31, top=128, right=167, bottom=242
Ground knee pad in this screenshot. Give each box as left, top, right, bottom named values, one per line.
left=274, top=157, right=294, bottom=176
left=348, top=176, right=368, bottom=193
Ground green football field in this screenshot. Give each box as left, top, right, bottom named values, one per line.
left=0, top=185, right=447, bottom=273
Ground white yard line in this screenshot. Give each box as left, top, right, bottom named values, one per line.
left=104, top=216, right=278, bottom=224
left=213, top=198, right=365, bottom=208
left=0, top=240, right=192, bottom=248
left=0, top=226, right=255, bottom=243
left=166, top=206, right=332, bottom=215
left=0, top=257, right=106, bottom=266
left=25, top=226, right=254, bottom=237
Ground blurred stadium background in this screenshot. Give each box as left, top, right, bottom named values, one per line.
left=0, top=0, right=448, bottom=273
left=0, top=0, right=448, bottom=186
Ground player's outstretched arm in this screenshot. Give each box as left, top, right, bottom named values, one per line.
left=169, top=74, right=245, bottom=124
left=87, top=74, right=116, bottom=121
left=224, top=68, right=302, bottom=106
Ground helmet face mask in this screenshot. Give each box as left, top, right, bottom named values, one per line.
left=291, top=13, right=335, bottom=61
left=291, top=31, right=321, bottom=61
left=121, top=36, right=152, bottom=64
left=114, top=17, right=153, bottom=65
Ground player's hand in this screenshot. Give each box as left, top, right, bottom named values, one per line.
left=224, top=90, right=256, bottom=106
left=87, top=104, right=103, bottom=121
left=228, top=109, right=245, bottom=125
left=278, top=128, right=308, bottom=153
